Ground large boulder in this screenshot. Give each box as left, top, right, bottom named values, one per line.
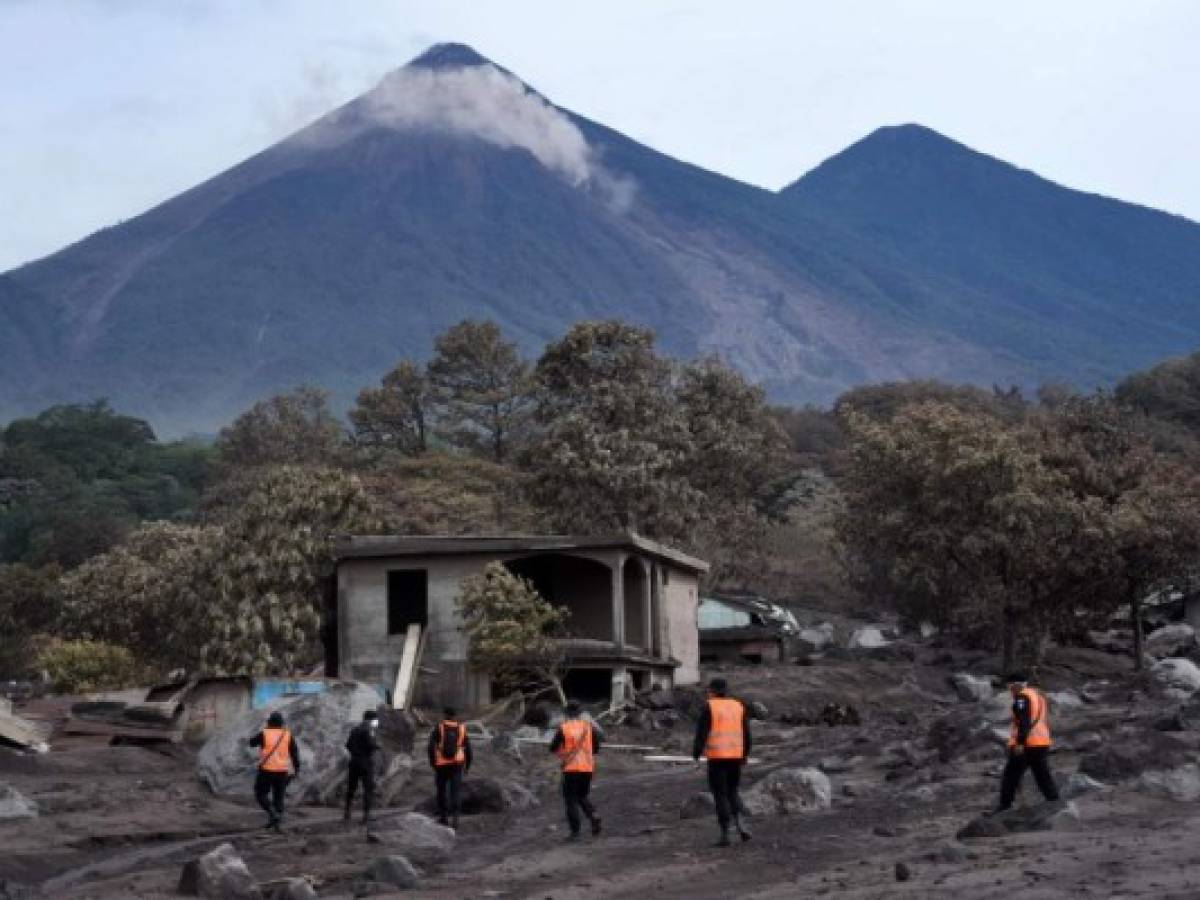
left=797, top=623, right=835, bottom=651
left=742, top=767, right=832, bottom=816
left=0, top=784, right=36, bottom=820
left=262, top=879, right=317, bottom=900
left=950, top=673, right=995, bottom=703
left=416, top=776, right=538, bottom=816
left=195, top=843, right=260, bottom=900
left=957, top=801, right=1079, bottom=839
left=1146, top=623, right=1197, bottom=659
left=1151, top=658, right=1200, bottom=700
left=196, top=682, right=381, bottom=803
left=847, top=626, right=890, bottom=649
left=369, top=813, right=456, bottom=865
left=364, top=855, right=420, bottom=890
left=1135, top=764, right=1200, bottom=802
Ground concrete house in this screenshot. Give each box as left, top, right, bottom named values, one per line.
left=332, top=534, right=707, bottom=709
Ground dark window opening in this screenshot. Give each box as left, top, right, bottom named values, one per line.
left=387, top=569, right=428, bottom=635
left=740, top=653, right=764, bottom=665
left=630, top=670, right=649, bottom=691
left=562, top=668, right=613, bottom=702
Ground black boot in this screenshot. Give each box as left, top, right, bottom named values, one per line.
left=715, top=826, right=731, bottom=847
left=734, top=815, right=751, bottom=842
left=590, top=815, right=602, bottom=836
left=451, top=814, right=460, bottom=830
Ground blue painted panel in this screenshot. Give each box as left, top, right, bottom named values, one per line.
left=251, top=679, right=328, bottom=708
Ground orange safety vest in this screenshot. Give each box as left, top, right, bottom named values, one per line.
left=259, top=727, right=292, bottom=773
left=557, top=719, right=595, bottom=773
left=1009, top=687, right=1051, bottom=749
left=704, top=697, right=745, bottom=760
left=434, top=720, right=467, bottom=767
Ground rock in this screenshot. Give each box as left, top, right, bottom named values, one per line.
left=1046, top=691, right=1083, bottom=711
left=653, top=709, right=681, bottom=729
left=513, top=725, right=543, bottom=740
left=195, top=843, right=260, bottom=900
left=1072, top=731, right=1104, bottom=753
left=742, top=767, right=832, bottom=816
left=847, top=626, right=890, bottom=649
left=957, top=801, right=1080, bottom=839
left=416, top=777, right=537, bottom=816
left=905, top=785, right=937, bottom=803
left=0, top=783, right=37, bottom=820
left=263, top=878, right=318, bottom=900
left=747, top=700, right=769, bottom=720
left=894, top=862, right=912, bottom=882
left=951, top=673, right=995, bottom=703
left=797, top=623, right=834, bottom=650
left=679, top=792, right=715, bottom=819
left=873, top=825, right=899, bottom=837
left=1135, top=764, right=1200, bottom=802
left=1151, top=658, right=1200, bottom=700
left=1061, top=773, right=1107, bottom=799
left=196, top=682, right=381, bottom=802
left=364, top=855, right=420, bottom=890
left=1146, top=623, right=1197, bottom=658
left=491, top=731, right=523, bottom=764
left=369, top=812, right=456, bottom=864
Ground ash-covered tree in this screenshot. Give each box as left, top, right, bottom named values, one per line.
left=197, top=465, right=378, bottom=675
left=57, top=522, right=219, bottom=672
left=678, top=357, right=790, bottom=587
left=0, top=561, right=63, bottom=673
left=455, top=561, right=569, bottom=704
left=837, top=401, right=1099, bottom=671
left=524, top=321, right=700, bottom=539
left=216, top=386, right=345, bottom=470
left=350, top=361, right=431, bottom=456
left=427, top=320, right=533, bottom=462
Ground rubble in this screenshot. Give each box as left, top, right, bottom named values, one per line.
left=1061, top=773, right=1107, bottom=799
left=950, top=673, right=995, bottom=702
left=1145, top=623, right=1197, bottom=658
left=262, top=878, right=317, bottom=900
left=1135, top=764, right=1200, bottom=802
left=0, top=705, right=50, bottom=753
left=742, top=767, right=832, bottom=815
left=193, top=843, right=260, bottom=899
left=363, top=855, right=421, bottom=890
left=367, top=813, right=456, bottom=865
left=957, top=801, right=1080, bottom=839
left=1151, top=658, right=1200, bottom=699
left=847, top=626, right=890, bottom=649
left=416, top=776, right=538, bottom=816
left=0, top=783, right=37, bottom=820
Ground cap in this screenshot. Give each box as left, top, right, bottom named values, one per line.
left=565, top=700, right=582, bottom=716
left=267, top=711, right=284, bottom=727
left=708, top=677, right=728, bottom=694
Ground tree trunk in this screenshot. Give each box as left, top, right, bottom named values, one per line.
left=1001, top=604, right=1018, bottom=675
left=1132, top=594, right=1145, bottom=672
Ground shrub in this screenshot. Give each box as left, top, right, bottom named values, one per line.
left=34, top=639, right=142, bottom=693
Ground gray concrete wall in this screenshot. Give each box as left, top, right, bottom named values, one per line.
left=662, top=567, right=700, bottom=684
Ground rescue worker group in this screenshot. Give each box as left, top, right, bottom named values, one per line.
left=246, top=673, right=1058, bottom=846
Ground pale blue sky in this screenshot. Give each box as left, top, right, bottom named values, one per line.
left=2, top=0, right=1198, bottom=271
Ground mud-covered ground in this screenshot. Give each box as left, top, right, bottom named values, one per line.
left=5, top=638, right=1200, bottom=899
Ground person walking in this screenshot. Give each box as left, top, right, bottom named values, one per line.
left=427, top=707, right=471, bottom=828
left=549, top=700, right=602, bottom=841
left=246, top=711, right=301, bottom=832
left=997, top=673, right=1060, bottom=811
left=344, top=709, right=381, bottom=825
left=693, top=677, right=752, bottom=846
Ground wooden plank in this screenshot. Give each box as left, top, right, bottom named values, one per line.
left=392, top=623, right=421, bottom=710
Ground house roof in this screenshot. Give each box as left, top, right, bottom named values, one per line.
left=332, top=533, right=709, bottom=573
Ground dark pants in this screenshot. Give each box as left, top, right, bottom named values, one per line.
left=707, top=759, right=745, bottom=829
left=435, top=764, right=464, bottom=821
left=561, top=771, right=598, bottom=835
left=254, top=770, right=290, bottom=823
left=999, top=746, right=1059, bottom=809
left=345, top=760, right=375, bottom=819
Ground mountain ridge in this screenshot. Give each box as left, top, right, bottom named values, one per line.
left=4, top=44, right=1200, bottom=435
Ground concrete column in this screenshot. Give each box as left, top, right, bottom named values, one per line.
left=640, top=558, right=653, bottom=653
left=1186, top=595, right=1200, bottom=630
left=612, top=552, right=626, bottom=649
left=610, top=665, right=628, bottom=707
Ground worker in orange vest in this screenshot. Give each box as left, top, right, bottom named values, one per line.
left=427, top=706, right=472, bottom=828
left=997, top=673, right=1059, bottom=811
left=246, top=710, right=302, bottom=832
left=693, top=677, right=752, bottom=846
left=549, top=700, right=602, bottom=841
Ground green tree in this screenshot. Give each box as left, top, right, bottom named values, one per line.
left=427, top=320, right=533, bottom=462
left=0, top=562, right=62, bottom=674
left=455, top=561, right=568, bottom=704
left=215, top=386, right=345, bottom=470
left=525, top=321, right=700, bottom=538
left=350, top=361, right=431, bottom=456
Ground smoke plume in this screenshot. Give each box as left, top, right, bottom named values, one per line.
left=364, top=64, right=595, bottom=187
